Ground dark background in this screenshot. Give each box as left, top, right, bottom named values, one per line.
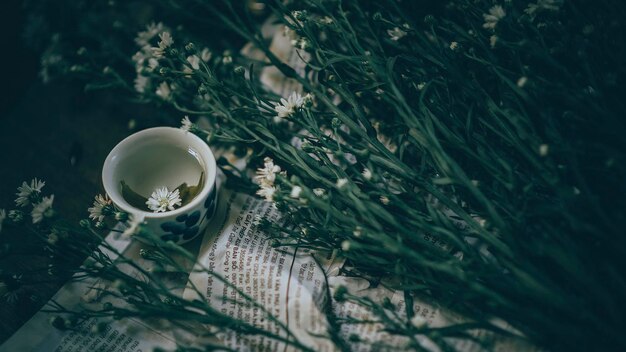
left=0, top=0, right=129, bottom=343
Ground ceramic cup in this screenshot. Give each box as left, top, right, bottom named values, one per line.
left=102, top=127, right=218, bottom=244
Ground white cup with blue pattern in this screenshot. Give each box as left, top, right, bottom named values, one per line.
left=102, top=127, right=218, bottom=244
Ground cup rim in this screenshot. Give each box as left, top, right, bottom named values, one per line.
left=102, top=126, right=217, bottom=219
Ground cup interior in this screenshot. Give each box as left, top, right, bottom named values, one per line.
left=103, top=127, right=216, bottom=218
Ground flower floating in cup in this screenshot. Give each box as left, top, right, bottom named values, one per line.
left=118, top=172, right=204, bottom=213
left=146, top=187, right=181, bottom=212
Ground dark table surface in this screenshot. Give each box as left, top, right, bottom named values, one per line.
left=0, top=80, right=132, bottom=344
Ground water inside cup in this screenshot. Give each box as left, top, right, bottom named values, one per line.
left=116, top=144, right=205, bottom=211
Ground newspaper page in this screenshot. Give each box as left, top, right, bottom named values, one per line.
left=184, top=189, right=538, bottom=351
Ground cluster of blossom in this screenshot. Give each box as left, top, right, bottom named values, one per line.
left=132, top=22, right=166, bottom=93
left=254, top=157, right=284, bottom=202
left=132, top=23, right=212, bottom=100
left=1, top=179, right=55, bottom=228
left=481, top=1, right=561, bottom=49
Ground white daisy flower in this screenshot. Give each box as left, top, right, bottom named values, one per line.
left=146, top=187, right=182, bottom=213
left=255, top=157, right=282, bottom=185
left=411, top=315, right=427, bottom=328
left=490, top=35, right=498, bottom=48
left=15, top=178, right=45, bottom=207
left=517, top=76, right=528, bottom=88
left=483, top=5, right=506, bottom=30
left=362, top=168, right=373, bottom=181
left=313, top=188, right=325, bottom=196
left=31, top=195, right=54, bottom=224
left=132, top=50, right=146, bottom=67
left=290, top=186, right=302, bottom=198
left=380, top=195, right=390, bottom=205
left=274, top=92, right=305, bottom=120
left=148, top=58, right=159, bottom=71
left=525, top=0, right=561, bottom=17
left=336, top=178, right=348, bottom=189
left=387, top=27, right=407, bottom=41
left=449, top=41, right=459, bottom=51
left=134, top=74, right=149, bottom=93
left=0, top=209, right=6, bottom=233
left=256, top=184, right=276, bottom=202
left=88, top=194, right=112, bottom=222
left=180, top=116, right=193, bottom=131
left=187, top=55, right=200, bottom=70
left=158, top=31, right=174, bottom=49
left=201, top=48, right=212, bottom=62
left=156, top=81, right=171, bottom=100
left=122, top=213, right=145, bottom=237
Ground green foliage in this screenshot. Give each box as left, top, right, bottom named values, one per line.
left=16, top=0, right=626, bottom=350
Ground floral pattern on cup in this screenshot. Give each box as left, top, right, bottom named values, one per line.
left=158, top=190, right=217, bottom=243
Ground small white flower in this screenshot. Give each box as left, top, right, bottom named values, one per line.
left=387, top=27, right=407, bottom=41
left=8, top=210, right=23, bottom=222
left=291, top=38, right=310, bottom=50
left=490, top=35, right=498, bottom=48
left=517, top=76, right=528, bottom=88
left=156, top=81, right=171, bottom=100
left=353, top=226, right=362, bottom=238
left=539, top=144, right=549, bottom=157
left=148, top=58, right=159, bottom=71
left=222, top=55, right=233, bottom=65
left=88, top=194, right=112, bottom=222
left=31, top=195, right=54, bottom=224
left=122, top=213, right=145, bottom=237
left=255, top=157, right=282, bottom=185
left=0, top=209, right=6, bottom=233
left=483, top=5, right=506, bottom=30
left=525, top=0, right=561, bottom=17
left=417, top=82, right=426, bottom=91
left=380, top=195, right=390, bottom=205
left=320, top=16, right=333, bottom=25
left=181, top=116, right=193, bottom=131
left=449, top=41, right=459, bottom=50
left=134, top=74, right=149, bottom=93
left=146, top=187, right=182, bottom=212
left=341, top=240, right=351, bottom=251
left=336, top=178, right=348, bottom=189
left=411, top=315, right=427, bottom=328
left=256, top=184, right=276, bottom=202
left=146, top=187, right=182, bottom=213
left=274, top=92, right=305, bottom=120
left=47, top=232, right=59, bottom=245
left=313, top=188, right=325, bottom=196
left=158, top=31, right=174, bottom=49
left=290, top=186, right=302, bottom=198
left=362, top=168, right=373, bottom=181
left=132, top=50, right=146, bottom=67
left=135, top=22, right=164, bottom=47
left=187, top=55, right=200, bottom=70
left=201, top=48, right=212, bottom=62
left=15, top=178, right=45, bottom=207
